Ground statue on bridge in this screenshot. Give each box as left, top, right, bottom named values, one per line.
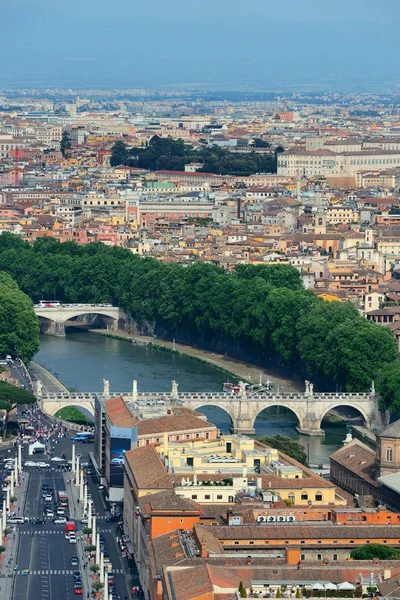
left=238, top=381, right=247, bottom=397
left=305, top=380, right=314, bottom=396
left=35, top=379, right=43, bottom=399
left=103, top=378, right=110, bottom=397
left=171, top=380, right=179, bottom=398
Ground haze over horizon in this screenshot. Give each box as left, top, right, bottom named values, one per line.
left=2, top=0, right=400, bottom=90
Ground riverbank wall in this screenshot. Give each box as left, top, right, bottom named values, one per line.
left=89, top=328, right=302, bottom=393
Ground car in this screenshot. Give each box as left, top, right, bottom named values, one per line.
left=111, top=458, right=124, bottom=465
left=44, top=495, right=52, bottom=502
left=32, top=518, right=45, bottom=525
left=81, top=517, right=88, bottom=525
left=56, top=508, right=65, bottom=515
left=69, top=535, right=77, bottom=544
left=45, top=511, right=54, bottom=518
left=74, top=585, right=83, bottom=595
left=70, top=556, right=79, bottom=567
left=7, top=517, right=24, bottom=524
left=37, top=462, right=50, bottom=468
left=53, top=517, right=67, bottom=524
left=73, top=571, right=81, bottom=580
left=24, top=461, right=36, bottom=467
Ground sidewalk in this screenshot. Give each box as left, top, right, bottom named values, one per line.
left=0, top=472, right=30, bottom=598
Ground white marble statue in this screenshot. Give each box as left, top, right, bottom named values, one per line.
left=103, top=378, right=110, bottom=397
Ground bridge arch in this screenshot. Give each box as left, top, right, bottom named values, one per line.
left=319, top=403, right=370, bottom=429
left=42, top=400, right=95, bottom=418
left=188, top=403, right=234, bottom=433
left=253, top=404, right=303, bottom=432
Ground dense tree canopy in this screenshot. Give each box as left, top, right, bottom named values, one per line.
left=111, top=135, right=278, bottom=175
left=0, top=271, right=39, bottom=362
left=350, top=544, right=400, bottom=560
left=0, top=233, right=396, bottom=408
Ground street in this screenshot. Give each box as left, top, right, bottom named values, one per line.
left=0, top=371, right=138, bottom=600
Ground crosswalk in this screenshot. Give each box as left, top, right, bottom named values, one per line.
left=15, top=568, right=124, bottom=575
left=19, top=528, right=114, bottom=535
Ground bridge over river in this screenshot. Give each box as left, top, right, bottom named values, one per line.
left=34, top=304, right=120, bottom=336
left=35, top=378, right=383, bottom=436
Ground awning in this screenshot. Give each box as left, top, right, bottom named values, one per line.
left=312, top=584, right=325, bottom=590
left=338, top=582, right=355, bottom=591
left=324, top=583, right=338, bottom=591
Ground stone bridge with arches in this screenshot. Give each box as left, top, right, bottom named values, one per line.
left=34, top=304, right=120, bottom=336
left=37, top=378, right=384, bottom=436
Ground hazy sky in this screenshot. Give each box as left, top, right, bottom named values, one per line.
left=2, top=0, right=400, bottom=89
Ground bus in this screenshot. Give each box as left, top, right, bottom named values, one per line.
left=72, top=432, right=94, bottom=444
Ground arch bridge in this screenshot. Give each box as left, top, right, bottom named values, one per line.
left=34, top=304, right=119, bottom=336
left=38, top=379, right=384, bottom=436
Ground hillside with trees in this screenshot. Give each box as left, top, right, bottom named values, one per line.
left=110, top=135, right=278, bottom=176
left=0, top=234, right=397, bottom=412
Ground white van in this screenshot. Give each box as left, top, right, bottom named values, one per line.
left=8, top=517, right=24, bottom=524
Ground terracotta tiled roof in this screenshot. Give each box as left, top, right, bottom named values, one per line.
left=206, top=523, right=400, bottom=540
left=139, top=490, right=200, bottom=516
left=330, top=439, right=378, bottom=487
left=104, top=396, right=138, bottom=428
left=125, top=445, right=173, bottom=490
left=137, top=413, right=216, bottom=436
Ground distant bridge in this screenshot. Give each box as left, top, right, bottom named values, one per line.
left=34, top=304, right=120, bottom=336
left=37, top=379, right=383, bottom=436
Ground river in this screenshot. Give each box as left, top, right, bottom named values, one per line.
left=34, top=331, right=346, bottom=465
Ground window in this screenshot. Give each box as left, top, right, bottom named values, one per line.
left=350, top=540, right=354, bottom=544
left=249, top=541, right=254, bottom=545
left=288, top=494, right=295, bottom=504
left=234, top=541, right=239, bottom=545
left=205, top=495, right=210, bottom=500
left=191, top=495, right=197, bottom=500
left=332, top=553, right=338, bottom=561
left=300, top=554, right=306, bottom=561
left=316, top=554, right=322, bottom=561
left=386, top=447, right=393, bottom=462
left=301, top=493, right=308, bottom=501
left=315, top=492, right=323, bottom=501
left=217, top=495, right=223, bottom=500
left=180, top=519, right=183, bottom=523
left=168, top=518, right=172, bottom=523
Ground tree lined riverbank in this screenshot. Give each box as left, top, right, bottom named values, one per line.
left=89, top=329, right=302, bottom=393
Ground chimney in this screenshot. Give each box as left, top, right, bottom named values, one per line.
left=242, top=464, right=248, bottom=478
left=257, top=477, right=262, bottom=490
left=174, top=551, right=184, bottom=558
left=384, top=569, right=392, bottom=580
left=200, top=543, right=208, bottom=558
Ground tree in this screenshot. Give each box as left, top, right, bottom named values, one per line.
left=110, top=141, right=128, bottom=167
left=350, top=544, right=400, bottom=560
left=252, top=138, right=271, bottom=148
left=60, top=131, right=72, bottom=157
left=0, top=272, right=40, bottom=362
left=377, top=361, right=400, bottom=417
left=0, top=381, right=36, bottom=441
left=258, top=434, right=308, bottom=466
left=238, top=581, right=248, bottom=598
